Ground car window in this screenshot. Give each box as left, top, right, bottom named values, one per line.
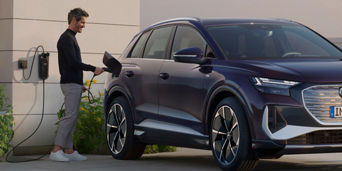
left=127, top=31, right=150, bottom=58
left=171, top=26, right=207, bottom=59
left=205, top=45, right=215, bottom=58
left=208, top=24, right=342, bottom=59
left=283, top=30, right=330, bottom=56
left=143, top=27, right=173, bottom=59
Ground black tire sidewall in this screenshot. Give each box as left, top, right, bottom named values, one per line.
left=106, top=96, right=135, bottom=159
left=209, top=97, right=251, bottom=171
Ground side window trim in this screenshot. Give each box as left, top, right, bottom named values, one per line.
left=127, top=30, right=152, bottom=58
left=170, top=24, right=216, bottom=59
left=165, top=26, right=177, bottom=60
left=122, top=35, right=139, bottom=58
left=142, top=26, right=175, bottom=60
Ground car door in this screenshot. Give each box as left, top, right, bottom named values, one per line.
left=158, top=25, right=210, bottom=132
left=121, top=26, right=174, bottom=121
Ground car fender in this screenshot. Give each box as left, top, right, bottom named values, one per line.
left=204, top=81, right=256, bottom=139
left=105, top=84, right=136, bottom=118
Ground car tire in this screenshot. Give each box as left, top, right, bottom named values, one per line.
left=105, top=96, right=145, bottom=160
left=210, top=97, right=258, bottom=171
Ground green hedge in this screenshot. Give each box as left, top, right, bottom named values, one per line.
left=0, top=86, right=13, bottom=161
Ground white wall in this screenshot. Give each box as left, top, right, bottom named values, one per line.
left=0, top=0, right=140, bottom=151
left=1, top=0, right=341, bottom=154
left=141, top=0, right=342, bottom=43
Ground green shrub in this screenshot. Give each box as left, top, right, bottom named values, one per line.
left=0, top=86, right=14, bottom=160
left=144, top=145, right=176, bottom=154
left=57, top=79, right=176, bottom=154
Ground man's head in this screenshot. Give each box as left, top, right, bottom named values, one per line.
left=68, top=8, right=89, bottom=33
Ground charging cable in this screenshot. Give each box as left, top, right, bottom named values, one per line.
left=86, top=68, right=110, bottom=103
left=6, top=45, right=47, bottom=163
left=58, top=73, right=96, bottom=118
left=86, top=74, right=96, bottom=103
left=7, top=48, right=110, bottom=162
left=23, top=45, right=44, bottom=80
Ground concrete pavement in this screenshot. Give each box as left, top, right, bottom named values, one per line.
left=1, top=148, right=218, bottom=171
left=1, top=148, right=342, bottom=171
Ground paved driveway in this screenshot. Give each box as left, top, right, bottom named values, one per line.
left=1, top=148, right=342, bottom=171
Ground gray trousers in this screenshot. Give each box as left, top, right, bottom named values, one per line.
left=55, top=83, right=83, bottom=149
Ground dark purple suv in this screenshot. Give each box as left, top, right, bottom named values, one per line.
left=103, top=18, right=342, bottom=170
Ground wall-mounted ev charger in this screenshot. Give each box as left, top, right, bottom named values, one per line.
left=7, top=45, right=49, bottom=163
left=38, top=52, right=49, bottom=80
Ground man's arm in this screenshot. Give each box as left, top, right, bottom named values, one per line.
left=60, top=35, right=96, bottom=72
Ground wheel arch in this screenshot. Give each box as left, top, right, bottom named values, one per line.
left=205, top=84, right=256, bottom=139
left=105, top=85, right=135, bottom=118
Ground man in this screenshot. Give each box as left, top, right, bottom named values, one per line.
left=50, top=8, right=104, bottom=162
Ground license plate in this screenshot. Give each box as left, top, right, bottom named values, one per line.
left=330, top=106, right=342, bottom=118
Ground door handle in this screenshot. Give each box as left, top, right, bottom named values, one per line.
left=125, top=71, right=134, bottom=77
left=159, top=73, right=169, bottom=80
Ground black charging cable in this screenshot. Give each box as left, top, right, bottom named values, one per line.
left=23, top=45, right=44, bottom=80
left=58, top=73, right=97, bottom=115
left=6, top=46, right=47, bottom=163
left=87, top=74, right=96, bottom=103
left=7, top=47, right=111, bottom=162
left=58, top=66, right=111, bottom=117
left=86, top=68, right=111, bottom=103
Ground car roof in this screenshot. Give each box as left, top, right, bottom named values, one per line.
left=199, top=18, right=300, bottom=26
left=145, top=17, right=301, bottom=31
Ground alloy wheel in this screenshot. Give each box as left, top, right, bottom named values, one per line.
left=211, top=105, right=240, bottom=165
left=106, top=103, right=127, bottom=154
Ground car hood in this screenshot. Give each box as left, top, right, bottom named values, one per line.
left=227, top=58, right=342, bottom=83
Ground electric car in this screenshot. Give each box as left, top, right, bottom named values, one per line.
left=103, top=18, right=342, bottom=170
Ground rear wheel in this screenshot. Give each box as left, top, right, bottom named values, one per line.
left=210, top=97, right=258, bottom=171
left=106, top=96, right=145, bottom=159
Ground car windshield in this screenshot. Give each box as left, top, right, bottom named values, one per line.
left=207, top=24, right=342, bottom=59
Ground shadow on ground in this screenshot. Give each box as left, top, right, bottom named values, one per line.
left=140, top=155, right=218, bottom=170
left=255, top=160, right=342, bottom=171
left=141, top=154, right=342, bottom=171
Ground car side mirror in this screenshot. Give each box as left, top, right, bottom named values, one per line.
left=173, top=47, right=208, bottom=64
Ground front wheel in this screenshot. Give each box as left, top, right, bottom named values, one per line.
left=105, top=96, right=145, bottom=160
left=210, top=97, right=258, bottom=171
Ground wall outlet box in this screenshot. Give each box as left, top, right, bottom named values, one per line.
left=18, top=59, right=28, bottom=69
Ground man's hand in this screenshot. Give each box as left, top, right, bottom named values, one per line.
left=82, top=86, right=87, bottom=93
left=94, top=67, right=104, bottom=75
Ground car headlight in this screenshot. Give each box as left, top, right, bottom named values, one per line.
left=251, top=77, right=300, bottom=96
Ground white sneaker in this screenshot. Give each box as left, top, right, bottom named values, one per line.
left=49, top=150, right=70, bottom=162
left=63, top=151, right=87, bottom=161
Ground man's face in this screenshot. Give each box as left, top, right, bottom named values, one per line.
left=71, top=16, right=86, bottom=33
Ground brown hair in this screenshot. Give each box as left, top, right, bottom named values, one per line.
left=68, top=8, right=89, bottom=24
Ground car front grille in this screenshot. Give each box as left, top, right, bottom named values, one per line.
left=302, top=85, right=342, bottom=124
left=287, top=130, right=342, bottom=145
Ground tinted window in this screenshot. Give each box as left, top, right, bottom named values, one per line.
left=127, top=31, right=150, bottom=58
left=143, top=27, right=173, bottom=59
left=171, top=26, right=206, bottom=58
left=283, top=30, right=330, bottom=56
left=207, top=24, right=342, bottom=59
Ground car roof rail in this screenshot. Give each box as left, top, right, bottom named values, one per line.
left=271, top=18, right=295, bottom=23
left=149, top=17, right=200, bottom=27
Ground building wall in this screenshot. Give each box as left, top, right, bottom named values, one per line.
left=0, top=0, right=139, bottom=153
left=1, top=0, right=340, bottom=155
left=140, top=0, right=342, bottom=47
left=0, top=0, right=13, bottom=99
